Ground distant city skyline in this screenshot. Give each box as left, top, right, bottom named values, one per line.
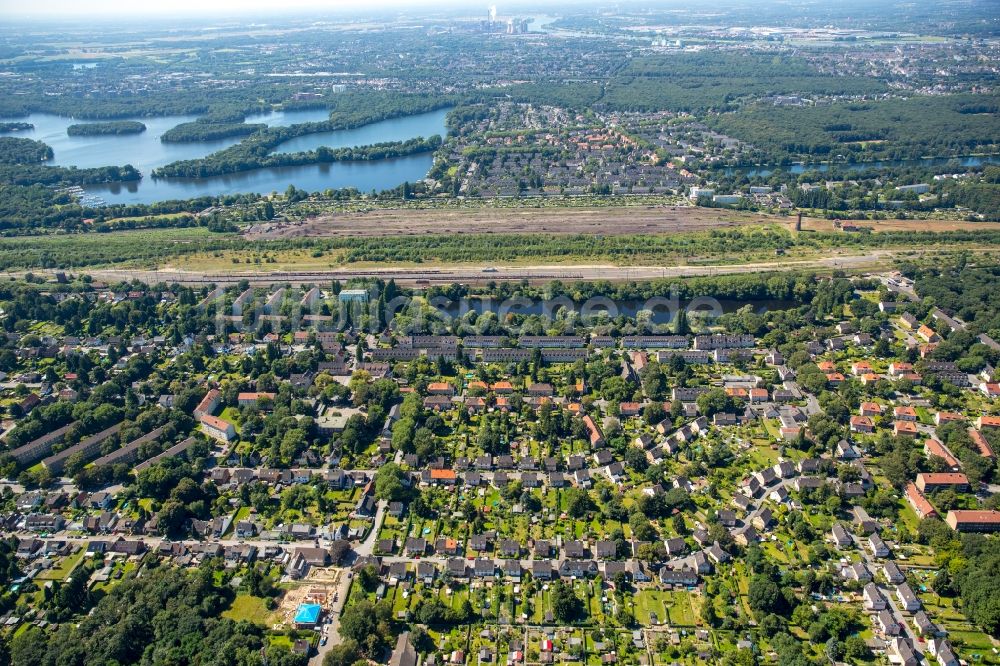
left=0, top=0, right=574, bottom=19
left=0, top=0, right=427, bottom=16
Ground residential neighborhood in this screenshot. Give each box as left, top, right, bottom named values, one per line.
left=0, top=268, right=998, bottom=666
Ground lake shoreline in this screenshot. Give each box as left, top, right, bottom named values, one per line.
left=0, top=108, right=448, bottom=205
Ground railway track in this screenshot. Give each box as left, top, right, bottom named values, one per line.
left=80, top=268, right=589, bottom=286
left=15, top=248, right=903, bottom=287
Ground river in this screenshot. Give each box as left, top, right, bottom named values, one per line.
left=0, top=107, right=449, bottom=205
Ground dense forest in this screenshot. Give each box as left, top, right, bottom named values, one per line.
left=0, top=136, right=157, bottom=231
left=702, top=161, right=1000, bottom=220
left=154, top=135, right=442, bottom=178
left=0, top=186, right=232, bottom=233
left=478, top=53, right=887, bottom=114
left=0, top=122, right=32, bottom=133
left=942, top=166, right=1000, bottom=221
left=495, top=82, right=604, bottom=112
left=161, top=120, right=267, bottom=143
left=952, top=537, right=1000, bottom=636
left=948, top=182, right=1000, bottom=220
left=4, top=565, right=306, bottom=666
left=451, top=271, right=822, bottom=305
left=66, top=121, right=146, bottom=136
left=598, top=53, right=887, bottom=114
left=0, top=137, right=53, bottom=164
left=707, top=94, right=1000, bottom=163
left=911, top=262, right=1000, bottom=337
left=0, top=164, right=140, bottom=187
left=915, top=521, right=1000, bottom=637
left=322, top=92, right=454, bottom=131
left=0, top=84, right=284, bottom=120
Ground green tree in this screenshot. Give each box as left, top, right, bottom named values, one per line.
left=323, top=639, right=361, bottom=666
left=844, top=635, right=871, bottom=660
left=339, top=599, right=392, bottom=656
left=550, top=580, right=586, bottom=623
left=564, top=487, right=596, bottom=518
left=374, top=463, right=410, bottom=502
left=748, top=575, right=781, bottom=616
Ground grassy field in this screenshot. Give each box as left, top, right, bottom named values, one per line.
left=634, top=590, right=698, bottom=627
left=103, top=212, right=192, bottom=225
left=919, top=593, right=1000, bottom=664
left=4, top=215, right=1000, bottom=276
left=219, top=407, right=242, bottom=433
left=35, top=548, right=86, bottom=581
left=0, top=227, right=229, bottom=271
left=223, top=594, right=277, bottom=625
left=167, top=247, right=350, bottom=272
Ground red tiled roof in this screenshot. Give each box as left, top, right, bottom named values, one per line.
left=905, top=483, right=937, bottom=518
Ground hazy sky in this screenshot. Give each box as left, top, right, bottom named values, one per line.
left=0, top=0, right=477, bottom=18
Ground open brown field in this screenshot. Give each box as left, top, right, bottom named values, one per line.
left=797, top=217, right=993, bottom=233
left=244, top=205, right=994, bottom=240
left=243, top=205, right=774, bottom=239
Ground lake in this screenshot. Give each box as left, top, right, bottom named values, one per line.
left=0, top=107, right=449, bottom=205
left=85, top=154, right=436, bottom=204
left=721, top=155, right=1000, bottom=178
left=271, top=108, right=448, bottom=153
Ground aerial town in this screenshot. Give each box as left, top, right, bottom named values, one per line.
left=0, top=0, right=998, bottom=665
left=0, top=264, right=998, bottom=666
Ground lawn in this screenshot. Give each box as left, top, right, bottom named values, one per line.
left=220, top=406, right=242, bottom=432
left=392, top=584, right=415, bottom=615
left=914, top=407, right=934, bottom=425
left=761, top=540, right=791, bottom=565
left=661, top=590, right=697, bottom=627
left=761, top=419, right=782, bottom=441
left=634, top=589, right=667, bottom=625
left=896, top=500, right=921, bottom=534
left=268, top=634, right=299, bottom=650
left=920, top=595, right=1000, bottom=664
left=948, top=629, right=1000, bottom=665
left=226, top=506, right=252, bottom=535
left=29, top=321, right=64, bottom=337
left=746, top=444, right=781, bottom=468
left=223, top=594, right=276, bottom=625
left=36, top=549, right=86, bottom=581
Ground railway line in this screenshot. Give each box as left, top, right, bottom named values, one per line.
left=51, top=250, right=897, bottom=286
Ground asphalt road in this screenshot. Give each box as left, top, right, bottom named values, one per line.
left=354, top=498, right=387, bottom=557
left=851, top=532, right=923, bottom=655
left=310, top=570, right=353, bottom=665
